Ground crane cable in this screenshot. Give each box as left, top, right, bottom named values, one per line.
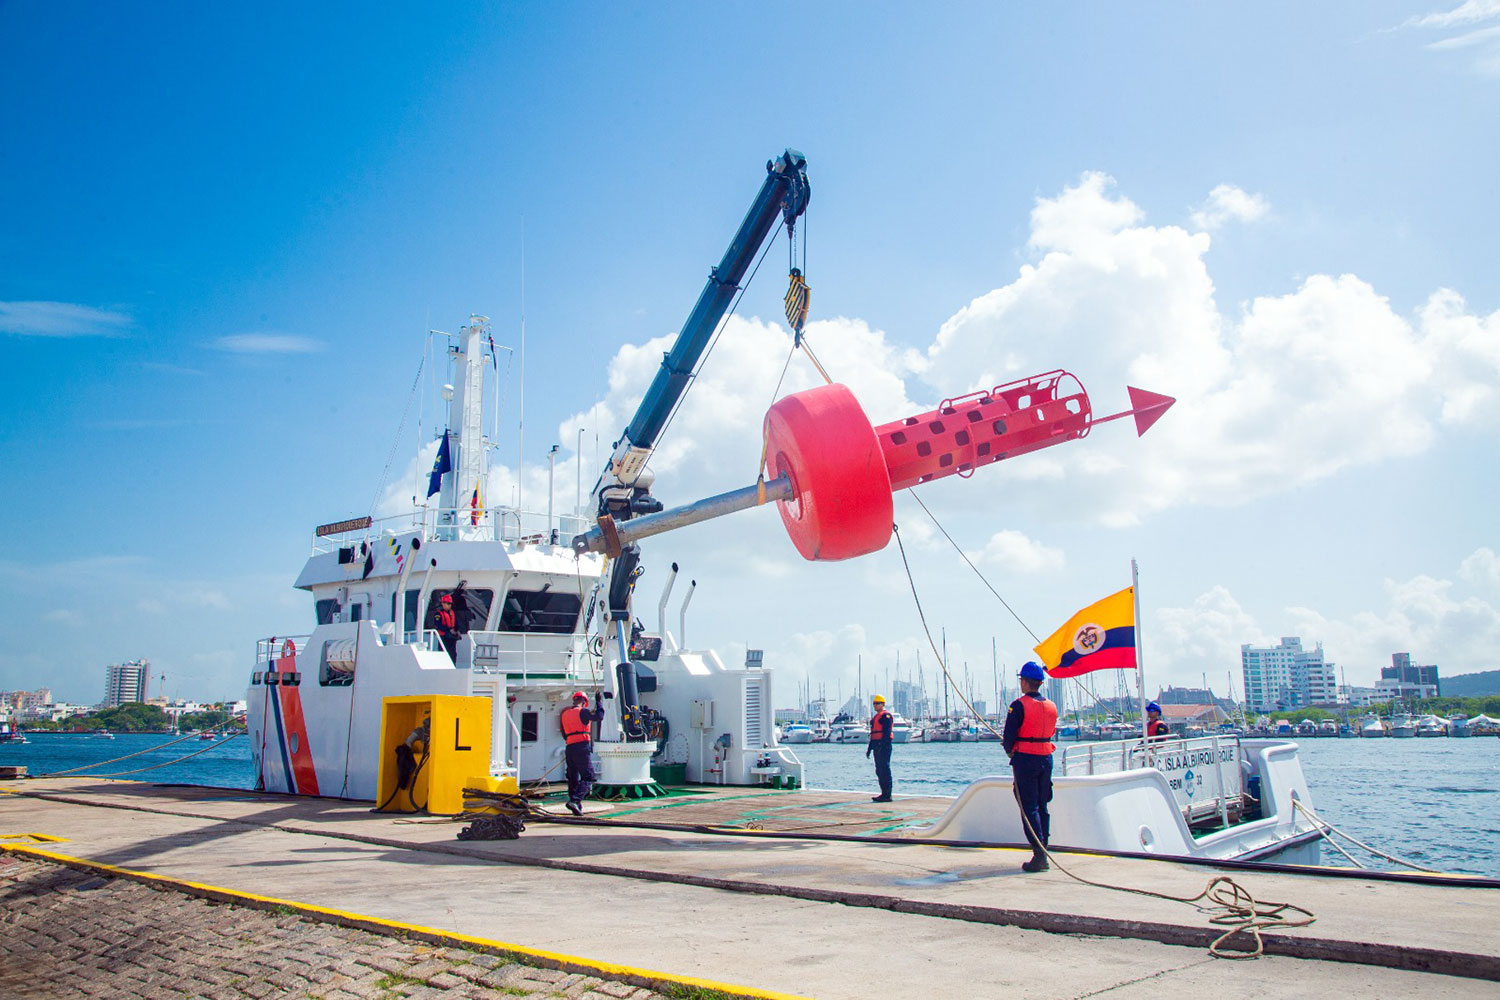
left=890, top=523, right=1315, bottom=959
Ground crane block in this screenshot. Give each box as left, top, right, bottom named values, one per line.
left=763, top=383, right=894, bottom=561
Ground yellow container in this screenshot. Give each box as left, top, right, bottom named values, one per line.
left=376, top=695, right=496, bottom=815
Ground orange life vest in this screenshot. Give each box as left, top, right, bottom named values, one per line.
left=560, top=705, right=591, bottom=745
left=869, top=710, right=893, bottom=741
left=1148, top=719, right=1170, bottom=738
left=1013, top=695, right=1057, bottom=755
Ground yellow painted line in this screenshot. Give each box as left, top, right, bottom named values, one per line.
left=0, top=833, right=67, bottom=843
left=1, top=843, right=809, bottom=1000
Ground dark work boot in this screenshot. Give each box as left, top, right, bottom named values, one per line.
left=565, top=799, right=583, bottom=816
left=1021, top=849, right=1050, bottom=873
left=872, top=795, right=892, bottom=802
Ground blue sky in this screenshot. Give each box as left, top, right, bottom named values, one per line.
left=3, top=3, right=1497, bottom=706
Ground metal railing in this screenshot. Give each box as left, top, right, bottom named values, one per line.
left=311, top=505, right=593, bottom=555
left=466, top=630, right=581, bottom=681
left=255, top=635, right=312, bottom=664
left=1059, top=734, right=1243, bottom=828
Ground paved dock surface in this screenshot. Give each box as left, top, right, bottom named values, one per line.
left=4, top=778, right=1499, bottom=999
left=0, top=854, right=667, bottom=1000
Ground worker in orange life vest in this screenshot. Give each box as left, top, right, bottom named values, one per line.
left=433, top=593, right=459, bottom=660
left=560, top=691, right=605, bottom=815
left=867, top=694, right=894, bottom=802
left=1003, top=661, right=1058, bottom=872
left=1146, top=702, right=1171, bottom=740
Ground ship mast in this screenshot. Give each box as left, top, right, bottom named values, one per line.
left=438, top=316, right=490, bottom=538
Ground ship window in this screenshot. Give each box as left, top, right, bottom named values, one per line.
left=520, top=711, right=539, bottom=742
left=498, top=588, right=582, bottom=635
left=315, top=599, right=339, bottom=625
left=426, top=589, right=494, bottom=634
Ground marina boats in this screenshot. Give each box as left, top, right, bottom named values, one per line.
left=243, top=148, right=1319, bottom=866
left=0, top=718, right=25, bottom=745
left=1390, top=714, right=1418, bottom=738
left=809, top=713, right=832, bottom=742
left=1316, top=720, right=1338, bottom=738
left=1360, top=715, right=1388, bottom=738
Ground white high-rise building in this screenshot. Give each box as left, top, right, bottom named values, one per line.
left=103, top=659, right=150, bottom=708
left=1241, top=638, right=1336, bottom=713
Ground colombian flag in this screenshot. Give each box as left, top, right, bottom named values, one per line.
left=1033, top=586, right=1136, bottom=678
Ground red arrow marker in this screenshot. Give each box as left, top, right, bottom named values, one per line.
left=1088, top=386, right=1177, bottom=437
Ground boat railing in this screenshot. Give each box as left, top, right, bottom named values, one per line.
left=401, top=629, right=447, bottom=653
left=1060, top=734, right=1245, bottom=827
left=255, top=634, right=312, bottom=665
left=464, top=630, right=579, bottom=681
left=310, top=506, right=593, bottom=554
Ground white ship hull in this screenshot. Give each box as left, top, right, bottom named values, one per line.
left=917, top=738, right=1321, bottom=864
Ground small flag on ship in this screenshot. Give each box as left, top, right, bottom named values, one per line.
left=470, top=482, right=482, bottom=526
left=784, top=268, right=810, bottom=333
left=1032, top=586, right=1137, bottom=678
left=427, top=431, right=451, bottom=498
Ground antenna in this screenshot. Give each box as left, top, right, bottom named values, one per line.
left=518, top=217, right=526, bottom=513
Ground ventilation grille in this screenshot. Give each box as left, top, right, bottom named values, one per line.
left=744, top=680, right=764, bottom=748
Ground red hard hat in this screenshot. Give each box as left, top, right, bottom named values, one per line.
left=571, top=691, right=588, bottom=702
left=440, top=594, right=453, bottom=604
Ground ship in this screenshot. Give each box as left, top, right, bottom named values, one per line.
left=246, top=147, right=1321, bottom=865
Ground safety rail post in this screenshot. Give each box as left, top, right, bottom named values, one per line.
left=1212, top=735, right=1230, bottom=828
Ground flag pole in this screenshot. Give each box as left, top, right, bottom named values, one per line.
left=1133, top=558, right=1148, bottom=741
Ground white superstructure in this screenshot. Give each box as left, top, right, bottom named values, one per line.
left=248, top=319, right=803, bottom=800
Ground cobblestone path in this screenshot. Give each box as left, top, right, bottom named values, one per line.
left=0, top=854, right=674, bottom=1000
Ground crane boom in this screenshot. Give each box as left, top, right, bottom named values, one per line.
left=592, top=149, right=810, bottom=521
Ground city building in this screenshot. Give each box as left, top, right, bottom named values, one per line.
left=103, top=659, right=150, bottom=708
left=0, top=688, right=53, bottom=720
left=1158, top=703, right=1230, bottom=732
left=1338, top=684, right=1382, bottom=707
left=1241, top=638, right=1338, bottom=713
left=1381, top=652, right=1440, bottom=697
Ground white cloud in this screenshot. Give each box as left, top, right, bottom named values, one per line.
left=1153, top=586, right=1268, bottom=681
left=1460, top=548, right=1500, bottom=589
left=1400, top=1, right=1500, bottom=73
left=1190, top=184, right=1270, bottom=231
left=969, top=529, right=1065, bottom=574
left=215, top=333, right=323, bottom=354
left=1403, top=0, right=1500, bottom=29
left=0, top=300, right=131, bottom=337
left=919, top=172, right=1499, bottom=527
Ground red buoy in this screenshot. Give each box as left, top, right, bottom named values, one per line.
left=763, top=383, right=894, bottom=561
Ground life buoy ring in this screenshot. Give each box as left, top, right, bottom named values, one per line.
left=281, top=638, right=296, bottom=660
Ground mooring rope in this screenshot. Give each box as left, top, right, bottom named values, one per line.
left=34, top=719, right=240, bottom=778
left=1292, top=799, right=1438, bottom=873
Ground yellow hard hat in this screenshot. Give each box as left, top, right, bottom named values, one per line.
left=872, top=694, right=886, bottom=703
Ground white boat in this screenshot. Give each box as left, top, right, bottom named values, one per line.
left=94, top=730, right=115, bottom=739
left=832, top=722, right=870, bottom=743
left=1465, top=714, right=1500, bottom=736
left=922, top=720, right=961, bottom=742
left=1359, top=715, right=1387, bottom=738
left=889, top=713, right=912, bottom=744
left=1414, top=715, right=1449, bottom=738
left=808, top=712, right=832, bottom=742
left=1390, top=714, right=1418, bottom=738
left=1315, top=720, right=1338, bottom=738
left=247, top=316, right=805, bottom=800
left=917, top=734, right=1323, bottom=864
left=781, top=723, right=814, bottom=745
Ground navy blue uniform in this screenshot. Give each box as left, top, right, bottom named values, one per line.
left=1003, top=694, right=1055, bottom=851
left=868, top=709, right=894, bottom=800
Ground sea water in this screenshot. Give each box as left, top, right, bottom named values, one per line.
left=9, top=733, right=1499, bottom=877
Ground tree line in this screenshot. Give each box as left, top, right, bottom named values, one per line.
left=21, top=702, right=246, bottom=733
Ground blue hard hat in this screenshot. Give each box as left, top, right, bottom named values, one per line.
left=1018, top=661, right=1046, bottom=681
left=1147, top=702, right=1161, bottom=714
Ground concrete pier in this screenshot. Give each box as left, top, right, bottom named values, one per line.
left=4, top=778, right=1499, bottom=999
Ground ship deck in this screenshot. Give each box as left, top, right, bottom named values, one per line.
left=4, top=777, right=1499, bottom=999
